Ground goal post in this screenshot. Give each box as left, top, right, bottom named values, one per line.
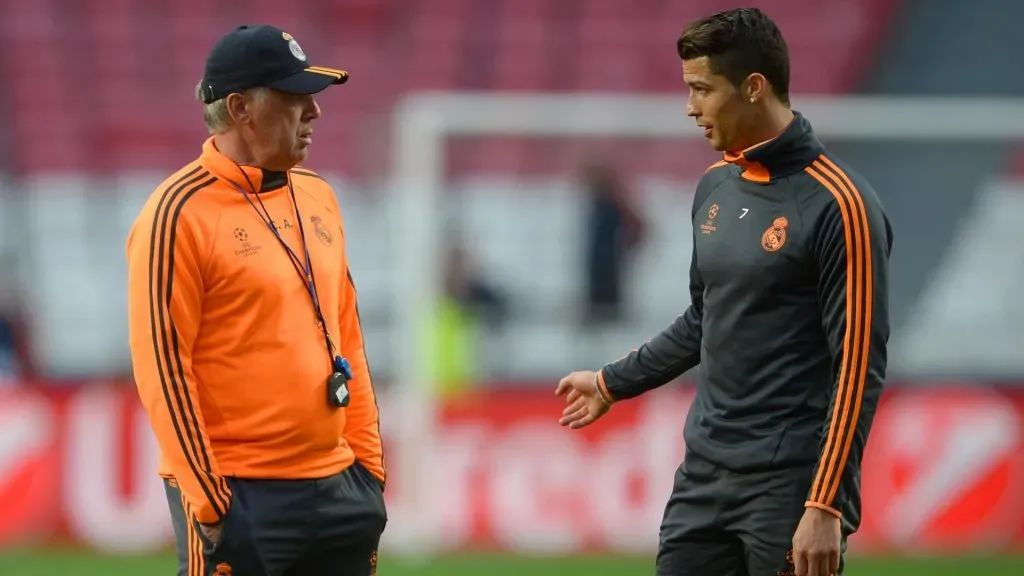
left=384, top=92, right=1024, bottom=553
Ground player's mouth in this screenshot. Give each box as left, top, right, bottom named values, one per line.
left=298, top=132, right=313, bottom=146
left=698, top=124, right=713, bottom=138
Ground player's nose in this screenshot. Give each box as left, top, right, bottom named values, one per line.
left=304, top=97, right=322, bottom=121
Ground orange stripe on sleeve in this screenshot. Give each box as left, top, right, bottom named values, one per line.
left=149, top=171, right=232, bottom=518
left=804, top=157, right=873, bottom=508
left=818, top=155, right=875, bottom=506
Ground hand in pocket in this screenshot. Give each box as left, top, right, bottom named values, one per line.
left=201, top=500, right=265, bottom=575
left=199, top=521, right=224, bottom=545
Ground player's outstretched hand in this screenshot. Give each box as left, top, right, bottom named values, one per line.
left=555, top=370, right=611, bottom=429
left=791, top=506, right=841, bottom=576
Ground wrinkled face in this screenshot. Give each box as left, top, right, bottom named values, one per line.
left=235, top=89, right=321, bottom=170
left=682, top=56, right=751, bottom=152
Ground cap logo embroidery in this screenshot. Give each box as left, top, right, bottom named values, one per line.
left=282, top=31, right=307, bottom=62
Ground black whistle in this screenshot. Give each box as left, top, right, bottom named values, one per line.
left=327, top=371, right=350, bottom=407
left=328, top=355, right=353, bottom=407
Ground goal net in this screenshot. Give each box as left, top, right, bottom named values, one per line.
left=379, top=92, right=1024, bottom=554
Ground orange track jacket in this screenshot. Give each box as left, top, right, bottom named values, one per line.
left=126, top=137, right=384, bottom=525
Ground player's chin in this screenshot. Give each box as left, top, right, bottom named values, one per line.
left=291, top=145, right=310, bottom=163
left=708, top=136, right=728, bottom=152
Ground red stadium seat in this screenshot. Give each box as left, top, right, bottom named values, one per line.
left=0, top=0, right=88, bottom=171
left=0, top=0, right=900, bottom=175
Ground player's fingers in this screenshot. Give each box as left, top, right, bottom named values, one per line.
left=555, top=376, right=573, bottom=396
left=566, top=388, right=581, bottom=404
left=559, top=401, right=587, bottom=423
left=559, top=406, right=588, bottom=426
left=562, top=397, right=586, bottom=416
left=569, top=413, right=596, bottom=429
left=828, top=550, right=840, bottom=575
left=808, top=553, right=827, bottom=576
left=792, top=551, right=809, bottom=576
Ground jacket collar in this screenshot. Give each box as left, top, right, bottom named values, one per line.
left=723, top=111, right=824, bottom=183
left=199, top=136, right=289, bottom=193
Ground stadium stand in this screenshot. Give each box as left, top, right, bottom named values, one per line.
left=0, top=0, right=87, bottom=173
left=0, top=0, right=899, bottom=177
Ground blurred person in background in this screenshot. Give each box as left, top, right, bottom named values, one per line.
left=443, top=239, right=507, bottom=330
left=579, top=157, right=645, bottom=326
left=424, top=239, right=508, bottom=397
left=126, top=25, right=385, bottom=576
left=0, top=253, right=32, bottom=386
left=556, top=8, right=892, bottom=576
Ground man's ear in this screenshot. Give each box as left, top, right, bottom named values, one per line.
left=225, top=93, right=251, bottom=124
left=743, top=73, right=768, bottom=104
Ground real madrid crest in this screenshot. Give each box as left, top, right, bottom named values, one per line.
left=282, top=31, right=307, bottom=62
left=311, top=215, right=332, bottom=246
left=761, top=216, right=788, bottom=252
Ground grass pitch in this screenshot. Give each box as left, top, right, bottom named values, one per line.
left=1, top=548, right=1021, bottom=575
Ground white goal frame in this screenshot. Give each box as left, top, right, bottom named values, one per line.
left=384, top=92, right=1024, bottom=551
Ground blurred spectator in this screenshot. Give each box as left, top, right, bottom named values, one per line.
left=0, top=255, right=32, bottom=385
left=424, top=239, right=509, bottom=396
left=579, top=158, right=646, bottom=325
left=443, top=241, right=508, bottom=329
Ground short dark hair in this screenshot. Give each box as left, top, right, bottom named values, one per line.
left=677, top=8, right=790, bottom=104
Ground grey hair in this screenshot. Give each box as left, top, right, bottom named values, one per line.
left=195, top=82, right=269, bottom=134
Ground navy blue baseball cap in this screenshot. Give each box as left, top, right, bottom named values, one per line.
left=200, top=25, right=348, bottom=104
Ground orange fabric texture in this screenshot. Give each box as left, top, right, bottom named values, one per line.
left=126, top=137, right=384, bottom=524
